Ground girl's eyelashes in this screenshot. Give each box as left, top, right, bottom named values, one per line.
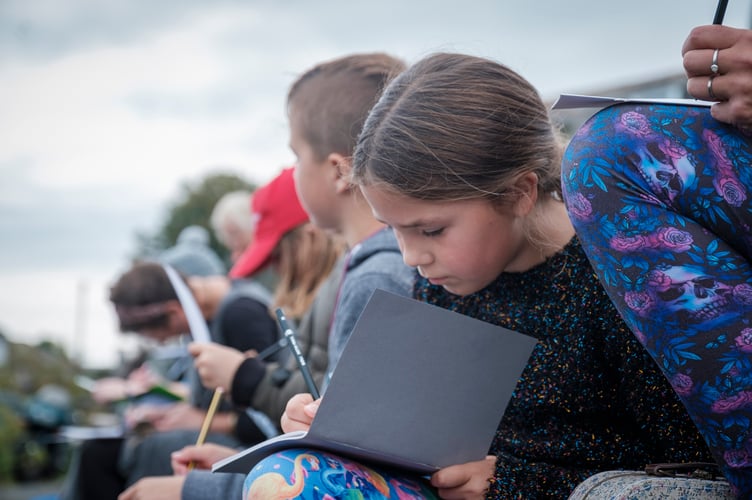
left=422, top=228, right=444, bottom=237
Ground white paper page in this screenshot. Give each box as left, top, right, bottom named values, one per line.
left=163, top=264, right=211, bottom=343
left=551, top=93, right=713, bottom=110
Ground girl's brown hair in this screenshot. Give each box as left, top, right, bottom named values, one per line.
left=270, top=223, right=345, bottom=318
left=352, top=52, right=563, bottom=203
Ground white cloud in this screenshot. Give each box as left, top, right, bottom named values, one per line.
left=0, top=5, right=294, bottom=201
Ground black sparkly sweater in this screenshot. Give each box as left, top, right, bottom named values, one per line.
left=414, top=237, right=713, bottom=499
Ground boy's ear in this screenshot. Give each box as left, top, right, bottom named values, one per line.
left=511, top=172, right=539, bottom=217
left=328, top=153, right=353, bottom=195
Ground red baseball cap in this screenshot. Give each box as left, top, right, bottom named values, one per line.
left=229, top=167, right=309, bottom=278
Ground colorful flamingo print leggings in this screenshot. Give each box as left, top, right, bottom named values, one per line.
left=561, top=103, right=752, bottom=497
left=243, top=448, right=439, bottom=499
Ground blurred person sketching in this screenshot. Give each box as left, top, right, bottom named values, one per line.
left=118, top=167, right=346, bottom=500
left=62, top=262, right=278, bottom=500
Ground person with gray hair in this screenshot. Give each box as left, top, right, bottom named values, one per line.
left=209, top=190, right=255, bottom=264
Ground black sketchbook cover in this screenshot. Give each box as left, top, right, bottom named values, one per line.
left=213, top=289, right=536, bottom=475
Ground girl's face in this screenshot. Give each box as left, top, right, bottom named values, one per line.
left=361, top=184, right=533, bottom=296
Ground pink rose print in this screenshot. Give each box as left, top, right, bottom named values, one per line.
left=647, top=270, right=672, bottom=291
left=658, top=139, right=687, bottom=160
left=734, top=328, right=752, bottom=354
left=610, top=234, right=648, bottom=252
left=733, top=284, right=752, bottom=305
left=620, top=111, right=651, bottom=137
left=653, top=227, right=693, bottom=252
left=566, top=192, right=592, bottom=221
left=714, top=174, right=747, bottom=207
left=574, top=121, right=593, bottom=138
left=703, top=129, right=747, bottom=206
left=624, top=291, right=654, bottom=316
left=712, top=392, right=752, bottom=414
left=704, top=129, right=730, bottom=164
left=671, top=372, right=694, bottom=397
left=725, top=448, right=752, bottom=468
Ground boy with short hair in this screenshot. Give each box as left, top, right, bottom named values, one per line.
left=287, top=53, right=413, bottom=382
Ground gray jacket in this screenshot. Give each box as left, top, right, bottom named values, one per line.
left=326, top=227, right=415, bottom=386
left=250, top=255, right=345, bottom=424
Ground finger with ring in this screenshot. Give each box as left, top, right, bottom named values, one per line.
left=707, top=75, right=718, bottom=100
left=710, top=48, right=720, bottom=74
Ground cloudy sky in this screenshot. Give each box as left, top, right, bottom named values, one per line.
left=1, top=0, right=749, bottom=369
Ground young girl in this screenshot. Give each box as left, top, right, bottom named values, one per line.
left=275, top=53, right=715, bottom=499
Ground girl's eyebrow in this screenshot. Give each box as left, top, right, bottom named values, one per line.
left=379, top=217, right=437, bottom=230
left=372, top=207, right=443, bottom=229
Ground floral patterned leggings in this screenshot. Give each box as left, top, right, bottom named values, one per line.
left=561, top=103, right=752, bottom=497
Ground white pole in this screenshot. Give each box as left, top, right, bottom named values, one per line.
left=73, top=278, right=88, bottom=366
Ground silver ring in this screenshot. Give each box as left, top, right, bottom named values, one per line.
left=708, top=75, right=717, bottom=100
left=710, top=48, right=720, bottom=74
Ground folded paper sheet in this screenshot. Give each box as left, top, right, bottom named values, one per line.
left=551, top=93, right=713, bottom=110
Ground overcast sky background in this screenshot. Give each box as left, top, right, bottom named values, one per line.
left=1, top=0, right=750, bottom=369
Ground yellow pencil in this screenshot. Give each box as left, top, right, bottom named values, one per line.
left=188, top=387, right=224, bottom=470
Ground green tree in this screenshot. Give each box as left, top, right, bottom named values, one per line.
left=135, top=171, right=256, bottom=264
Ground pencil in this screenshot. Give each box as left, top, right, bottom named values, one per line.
left=713, top=0, right=728, bottom=24
left=187, top=387, right=224, bottom=470
left=275, top=308, right=321, bottom=399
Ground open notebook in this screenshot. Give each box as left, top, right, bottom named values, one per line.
left=213, top=289, right=537, bottom=475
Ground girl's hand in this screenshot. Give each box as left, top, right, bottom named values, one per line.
left=280, top=393, right=319, bottom=432
left=171, top=443, right=239, bottom=474
left=188, top=342, right=245, bottom=392
left=430, top=455, right=495, bottom=499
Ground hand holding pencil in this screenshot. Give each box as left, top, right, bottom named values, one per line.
left=189, top=342, right=246, bottom=392
left=275, top=308, right=322, bottom=434
left=275, top=308, right=320, bottom=399
left=681, top=1, right=752, bottom=130
left=172, top=442, right=239, bottom=475
left=280, top=392, right=319, bottom=433
left=187, top=387, right=225, bottom=471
